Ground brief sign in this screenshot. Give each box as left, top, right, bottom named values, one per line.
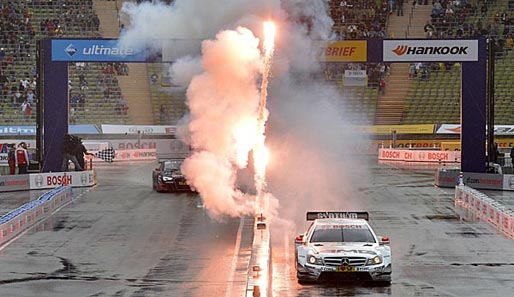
left=317, top=41, right=367, bottom=62
left=383, top=39, right=478, bottom=62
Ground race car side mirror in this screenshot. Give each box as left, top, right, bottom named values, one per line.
left=295, top=234, right=304, bottom=244
left=379, top=236, right=390, bottom=245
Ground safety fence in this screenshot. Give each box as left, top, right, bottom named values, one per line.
left=246, top=215, right=271, bottom=297
left=0, top=186, right=73, bottom=247
left=455, top=185, right=514, bottom=240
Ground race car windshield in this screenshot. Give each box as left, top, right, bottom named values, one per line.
left=310, top=227, right=375, bottom=243
left=164, top=162, right=181, bottom=171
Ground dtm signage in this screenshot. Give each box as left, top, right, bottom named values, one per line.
left=383, top=40, right=478, bottom=62
left=52, top=39, right=146, bottom=62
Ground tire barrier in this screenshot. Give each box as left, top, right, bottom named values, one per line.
left=0, top=186, right=73, bottom=247
left=246, top=215, right=271, bottom=297
left=455, top=185, right=514, bottom=240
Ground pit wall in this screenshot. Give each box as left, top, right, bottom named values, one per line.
left=0, top=170, right=96, bottom=192
left=0, top=186, right=73, bottom=246
left=246, top=216, right=271, bottom=297
left=455, top=185, right=514, bottom=240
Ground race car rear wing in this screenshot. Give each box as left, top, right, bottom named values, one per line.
left=306, top=211, right=369, bottom=221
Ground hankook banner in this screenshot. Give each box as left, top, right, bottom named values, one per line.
left=383, top=40, right=478, bottom=62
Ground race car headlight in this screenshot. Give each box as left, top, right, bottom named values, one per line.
left=162, top=176, right=173, bottom=181
left=308, top=256, right=323, bottom=265
left=366, top=256, right=382, bottom=265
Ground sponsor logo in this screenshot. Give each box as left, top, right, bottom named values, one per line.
left=81, top=172, right=87, bottom=185
left=65, top=44, right=78, bottom=57
left=128, top=127, right=153, bottom=133
left=82, top=45, right=134, bottom=56
left=392, top=45, right=408, bottom=56
left=392, top=45, right=468, bottom=56
left=35, top=174, right=43, bottom=187
left=47, top=174, right=72, bottom=186
left=341, top=258, right=350, bottom=266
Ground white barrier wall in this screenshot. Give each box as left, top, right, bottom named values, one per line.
left=0, top=186, right=73, bottom=246
left=455, top=185, right=514, bottom=240
left=246, top=216, right=271, bottom=297
left=0, top=170, right=96, bottom=192
left=379, top=148, right=461, bottom=163
left=29, top=170, right=96, bottom=189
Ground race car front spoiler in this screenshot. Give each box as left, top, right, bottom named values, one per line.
left=299, top=263, right=391, bottom=282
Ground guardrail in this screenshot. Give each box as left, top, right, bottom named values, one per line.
left=0, top=186, right=73, bottom=247
left=455, top=185, right=514, bottom=240
left=246, top=215, right=271, bottom=297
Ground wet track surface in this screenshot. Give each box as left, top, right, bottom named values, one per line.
left=1, top=158, right=514, bottom=296
left=271, top=158, right=514, bottom=297
left=0, top=161, right=252, bottom=297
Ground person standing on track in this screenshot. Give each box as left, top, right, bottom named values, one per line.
left=15, top=142, right=29, bottom=174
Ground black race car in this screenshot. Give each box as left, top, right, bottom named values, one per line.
left=152, top=159, right=193, bottom=192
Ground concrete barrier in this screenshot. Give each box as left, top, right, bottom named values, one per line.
left=0, top=186, right=73, bottom=247
left=246, top=215, right=271, bottom=297
left=0, top=170, right=96, bottom=193
left=455, top=185, right=514, bottom=240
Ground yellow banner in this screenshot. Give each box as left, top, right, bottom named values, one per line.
left=440, top=141, right=461, bottom=151
left=317, top=41, right=367, bottom=62
left=360, top=124, right=435, bottom=135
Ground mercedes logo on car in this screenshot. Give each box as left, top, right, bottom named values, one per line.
left=341, top=258, right=349, bottom=266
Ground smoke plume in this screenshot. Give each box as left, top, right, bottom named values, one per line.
left=119, top=0, right=371, bottom=221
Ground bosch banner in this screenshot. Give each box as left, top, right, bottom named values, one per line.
left=52, top=39, right=147, bottom=62
left=383, top=39, right=478, bottom=62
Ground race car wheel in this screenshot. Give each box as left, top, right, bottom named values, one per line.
left=296, top=271, right=314, bottom=284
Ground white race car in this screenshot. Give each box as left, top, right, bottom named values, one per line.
left=295, top=211, right=392, bottom=284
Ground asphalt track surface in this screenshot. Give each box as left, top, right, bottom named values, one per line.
left=0, top=161, right=253, bottom=297
left=271, top=158, right=514, bottom=297
left=1, top=158, right=514, bottom=296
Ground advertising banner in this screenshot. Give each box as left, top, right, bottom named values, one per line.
left=0, top=175, right=30, bottom=192
left=378, top=148, right=460, bottom=163
left=0, top=125, right=99, bottom=136
left=437, top=124, right=514, bottom=136
left=52, top=39, right=146, bottom=62
left=101, top=125, right=177, bottom=135
left=343, top=70, right=367, bottom=86
left=360, top=124, right=435, bottom=135
left=462, top=173, right=503, bottom=190
left=29, top=170, right=96, bottom=189
left=316, top=40, right=367, bottom=62
left=383, top=39, right=478, bottom=62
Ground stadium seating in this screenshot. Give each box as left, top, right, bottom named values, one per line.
left=0, top=0, right=129, bottom=125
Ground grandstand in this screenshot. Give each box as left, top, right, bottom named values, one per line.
left=1, top=0, right=512, bottom=127
left=0, top=0, right=130, bottom=125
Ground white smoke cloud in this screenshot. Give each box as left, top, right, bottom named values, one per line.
left=169, top=55, right=203, bottom=87
left=119, top=0, right=280, bottom=52
left=120, top=0, right=371, bottom=221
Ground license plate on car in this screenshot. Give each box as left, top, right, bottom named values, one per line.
left=336, top=266, right=355, bottom=272
left=178, top=181, right=187, bottom=185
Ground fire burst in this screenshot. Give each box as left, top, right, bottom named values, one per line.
left=254, top=21, right=276, bottom=213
